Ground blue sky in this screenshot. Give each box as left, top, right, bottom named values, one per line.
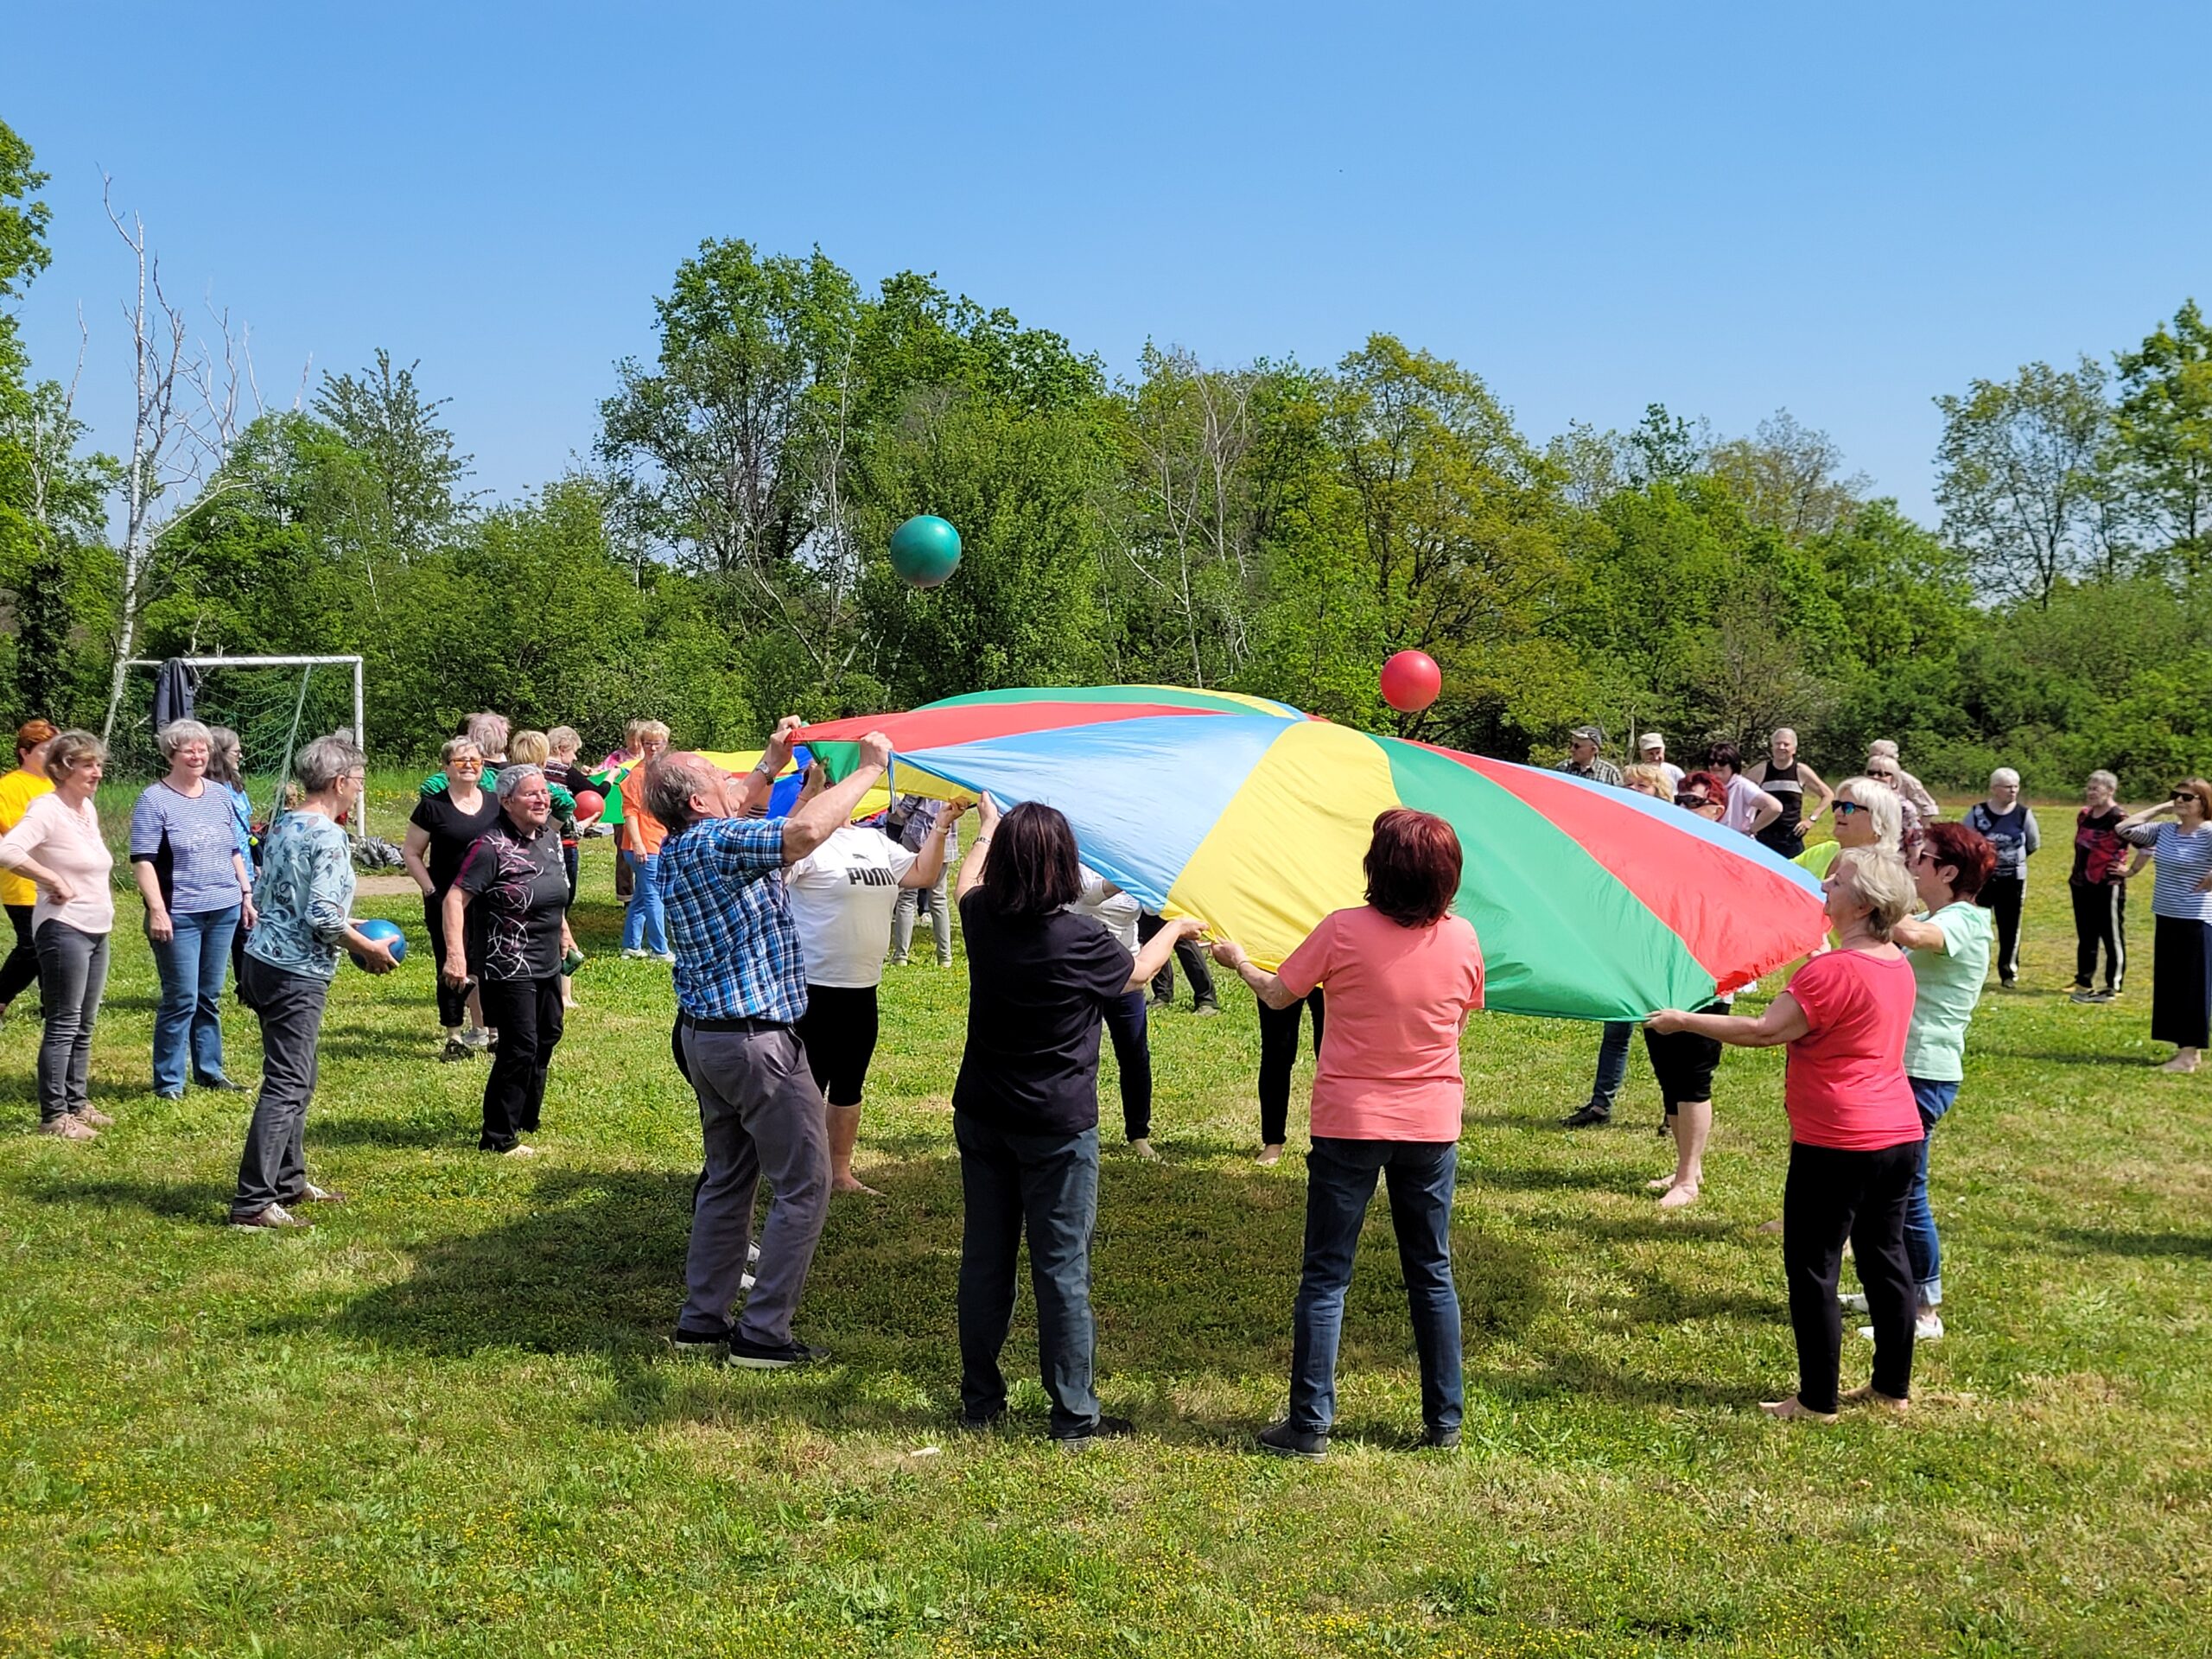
left=7, top=1, right=2206, bottom=523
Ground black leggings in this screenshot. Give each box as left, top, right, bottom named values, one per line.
left=477, top=975, right=563, bottom=1150
left=1983, top=874, right=2024, bottom=982
left=795, top=983, right=880, bottom=1107
left=1782, top=1139, right=1920, bottom=1413
left=0, top=902, right=39, bottom=1008
left=1256, top=988, right=1325, bottom=1147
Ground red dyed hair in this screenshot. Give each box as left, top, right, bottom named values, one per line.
left=1363, top=807, right=1462, bottom=928
left=1919, top=820, right=1996, bottom=902
left=15, top=719, right=56, bottom=760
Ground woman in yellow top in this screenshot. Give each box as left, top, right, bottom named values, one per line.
left=0, top=720, right=59, bottom=1022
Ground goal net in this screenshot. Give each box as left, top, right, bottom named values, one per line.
left=109, top=656, right=367, bottom=835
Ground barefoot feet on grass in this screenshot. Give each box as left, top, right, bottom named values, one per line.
left=1645, top=1174, right=1676, bottom=1192
left=832, top=1176, right=884, bottom=1197
left=1257, top=1144, right=1285, bottom=1166
left=1758, top=1395, right=1838, bottom=1424
left=1656, top=1182, right=1700, bottom=1210
left=1840, top=1384, right=1910, bottom=1413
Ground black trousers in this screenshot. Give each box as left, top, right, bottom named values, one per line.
left=0, top=901, right=40, bottom=1009
left=2069, top=880, right=2126, bottom=992
left=1256, top=988, right=1326, bottom=1147
left=1100, top=988, right=1154, bottom=1140
left=1138, top=912, right=1217, bottom=1008
left=477, top=975, right=563, bottom=1150
left=1782, top=1139, right=1920, bottom=1413
left=423, top=893, right=472, bottom=1028
left=1983, top=874, right=2024, bottom=982
left=2150, top=916, right=2212, bottom=1052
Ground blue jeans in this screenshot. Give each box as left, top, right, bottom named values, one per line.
left=1904, top=1078, right=1959, bottom=1305
left=620, top=851, right=667, bottom=954
left=150, top=905, right=239, bottom=1093
left=1591, top=1020, right=1633, bottom=1108
left=954, top=1113, right=1102, bottom=1436
left=1289, top=1136, right=1464, bottom=1436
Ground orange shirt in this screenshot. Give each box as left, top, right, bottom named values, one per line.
left=618, top=764, right=667, bottom=857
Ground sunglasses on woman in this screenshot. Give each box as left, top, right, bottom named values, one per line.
left=1834, top=801, right=1866, bottom=817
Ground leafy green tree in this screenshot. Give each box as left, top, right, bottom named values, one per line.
left=313, top=350, right=475, bottom=558
left=1707, top=410, right=1869, bottom=541
left=1935, top=358, right=2123, bottom=605
left=2112, top=299, right=2212, bottom=574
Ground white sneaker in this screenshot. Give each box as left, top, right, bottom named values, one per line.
left=1858, top=1313, right=1943, bottom=1341
left=461, top=1027, right=492, bottom=1050
left=1840, top=1292, right=1869, bottom=1313
left=621, top=948, right=651, bottom=960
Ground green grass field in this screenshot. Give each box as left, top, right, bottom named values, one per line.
left=2, top=812, right=2208, bottom=1656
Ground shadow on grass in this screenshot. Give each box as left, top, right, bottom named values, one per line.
left=320, top=1149, right=1556, bottom=1433
left=2043, top=1224, right=2212, bottom=1260
left=10, top=1172, right=232, bottom=1221
left=1975, top=1046, right=2160, bottom=1070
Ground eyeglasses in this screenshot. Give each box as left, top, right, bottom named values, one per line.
left=1672, top=793, right=1707, bottom=809
left=1834, top=802, right=1866, bottom=817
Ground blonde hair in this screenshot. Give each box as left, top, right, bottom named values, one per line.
left=1831, top=848, right=1916, bottom=941
left=44, top=729, right=105, bottom=782
left=1622, top=763, right=1670, bottom=797
left=1832, top=776, right=1902, bottom=850
left=507, top=729, right=550, bottom=766
left=634, top=719, right=671, bottom=745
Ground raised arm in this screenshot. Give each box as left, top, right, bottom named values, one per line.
left=957, top=793, right=999, bottom=901
left=780, top=732, right=891, bottom=865
left=899, top=801, right=964, bottom=889
left=1129, top=915, right=1206, bottom=995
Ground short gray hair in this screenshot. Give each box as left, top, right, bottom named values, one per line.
left=1990, top=766, right=2021, bottom=788
left=494, top=762, right=545, bottom=801
left=295, top=733, right=366, bottom=794
left=465, top=712, right=510, bottom=755
left=2088, top=768, right=2119, bottom=792
left=440, top=734, right=483, bottom=766
left=1868, top=739, right=1900, bottom=760
left=44, top=729, right=105, bottom=782
left=1832, top=776, right=1903, bottom=849
left=1831, top=848, right=1916, bottom=941
left=157, top=718, right=213, bottom=760
left=645, top=752, right=721, bottom=835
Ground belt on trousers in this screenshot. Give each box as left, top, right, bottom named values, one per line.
left=678, top=1012, right=791, bottom=1034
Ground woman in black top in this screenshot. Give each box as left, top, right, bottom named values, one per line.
left=950, top=794, right=1202, bottom=1446
left=404, top=735, right=503, bottom=1059
left=442, top=765, right=575, bottom=1154
left=1750, top=728, right=1834, bottom=860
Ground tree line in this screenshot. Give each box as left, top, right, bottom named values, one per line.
left=3, top=118, right=2208, bottom=791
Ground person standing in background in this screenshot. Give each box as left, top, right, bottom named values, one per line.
left=0, top=720, right=58, bottom=1027
left=1560, top=726, right=1631, bottom=1128
left=1707, top=743, right=1784, bottom=840
left=1964, top=769, right=2039, bottom=988
left=1071, top=866, right=1160, bottom=1160
left=618, top=720, right=673, bottom=960
left=1558, top=724, right=1624, bottom=786
left=885, top=792, right=957, bottom=968
left=2067, top=771, right=2132, bottom=1004
left=1868, top=741, right=1942, bottom=823
left=0, top=732, right=117, bottom=1141
left=1749, top=728, right=1834, bottom=861
left=1636, top=734, right=1685, bottom=794
left=2114, top=780, right=2212, bottom=1074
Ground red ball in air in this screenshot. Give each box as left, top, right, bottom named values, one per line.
left=1380, top=650, right=1442, bottom=714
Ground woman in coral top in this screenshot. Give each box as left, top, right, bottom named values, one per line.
left=1649, top=847, right=1926, bottom=1422
left=1211, top=808, right=1485, bottom=1460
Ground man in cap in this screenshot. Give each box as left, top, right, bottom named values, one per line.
left=1637, top=734, right=1685, bottom=794
left=1558, top=725, right=1624, bottom=787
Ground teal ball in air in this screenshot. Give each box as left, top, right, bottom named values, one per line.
left=889, top=515, right=963, bottom=588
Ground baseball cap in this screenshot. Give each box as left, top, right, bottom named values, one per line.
left=1637, top=732, right=1664, bottom=752
left=1569, top=725, right=1606, bottom=746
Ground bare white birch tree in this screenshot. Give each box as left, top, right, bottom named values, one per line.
left=98, top=175, right=257, bottom=739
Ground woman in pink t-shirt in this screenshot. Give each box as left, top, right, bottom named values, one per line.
left=1649, top=847, right=1925, bottom=1422
left=1211, top=808, right=1484, bottom=1460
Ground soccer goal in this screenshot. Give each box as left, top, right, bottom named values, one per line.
left=108, top=654, right=370, bottom=837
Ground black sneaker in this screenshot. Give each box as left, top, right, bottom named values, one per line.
left=727, top=1334, right=827, bottom=1370
left=1052, top=1414, right=1134, bottom=1451
left=671, top=1323, right=731, bottom=1357
left=1559, top=1102, right=1613, bottom=1128
left=440, top=1038, right=474, bottom=1063
left=1418, top=1424, right=1462, bottom=1451
left=1256, top=1420, right=1329, bottom=1460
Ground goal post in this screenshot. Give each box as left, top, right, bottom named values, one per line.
left=112, top=654, right=370, bottom=838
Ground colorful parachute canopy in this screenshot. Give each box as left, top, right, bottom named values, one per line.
left=800, top=687, right=1827, bottom=1022
left=695, top=747, right=889, bottom=820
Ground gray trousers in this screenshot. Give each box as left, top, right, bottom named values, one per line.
left=231, top=954, right=331, bottom=1217
left=33, top=920, right=110, bottom=1122
left=678, top=1020, right=830, bottom=1344
left=891, top=868, right=952, bottom=963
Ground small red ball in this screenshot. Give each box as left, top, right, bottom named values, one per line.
left=1380, top=650, right=1442, bottom=714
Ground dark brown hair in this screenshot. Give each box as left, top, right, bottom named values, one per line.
left=980, top=801, right=1084, bottom=920
left=1706, top=741, right=1743, bottom=773
left=1920, top=820, right=1996, bottom=901
left=1363, top=808, right=1462, bottom=928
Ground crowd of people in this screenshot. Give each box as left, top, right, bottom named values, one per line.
left=2, top=708, right=2209, bottom=1453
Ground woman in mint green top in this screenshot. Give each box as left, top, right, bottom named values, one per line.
left=1886, top=822, right=1998, bottom=1338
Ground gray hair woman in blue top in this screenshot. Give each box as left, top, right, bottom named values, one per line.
left=130, top=718, right=258, bottom=1099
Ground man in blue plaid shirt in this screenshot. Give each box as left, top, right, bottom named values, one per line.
left=649, top=721, right=893, bottom=1368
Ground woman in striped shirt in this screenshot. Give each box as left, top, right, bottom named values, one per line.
left=2116, top=779, right=2212, bottom=1074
